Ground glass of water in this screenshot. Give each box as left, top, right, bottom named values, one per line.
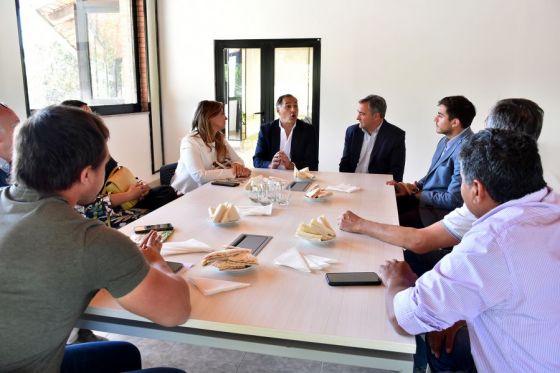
left=275, top=180, right=291, bottom=206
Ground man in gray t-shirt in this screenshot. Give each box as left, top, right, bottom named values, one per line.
left=0, top=106, right=191, bottom=372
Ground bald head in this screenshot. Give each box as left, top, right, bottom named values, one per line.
left=0, top=104, right=20, bottom=162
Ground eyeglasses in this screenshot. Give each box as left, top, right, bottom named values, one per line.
left=0, top=102, right=8, bottom=109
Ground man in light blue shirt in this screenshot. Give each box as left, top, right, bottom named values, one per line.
left=380, top=129, right=560, bottom=372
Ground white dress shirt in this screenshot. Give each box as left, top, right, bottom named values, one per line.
left=171, top=134, right=244, bottom=194
left=278, top=120, right=296, bottom=170
left=355, top=121, right=382, bottom=173
left=394, top=187, right=560, bottom=372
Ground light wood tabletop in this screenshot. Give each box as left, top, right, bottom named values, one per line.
left=82, top=169, right=415, bottom=370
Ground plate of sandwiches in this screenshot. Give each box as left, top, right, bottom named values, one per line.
left=293, top=166, right=315, bottom=182
left=208, top=202, right=240, bottom=225
left=304, top=187, right=333, bottom=201
left=295, top=215, right=336, bottom=243
left=201, top=248, right=258, bottom=271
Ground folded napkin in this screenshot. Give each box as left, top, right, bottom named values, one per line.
left=236, top=204, right=273, bottom=216
left=325, top=184, right=361, bottom=193
left=161, top=238, right=213, bottom=256
left=274, top=247, right=310, bottom=272
left=188, top=276, right=250, bottom=296
left=304, top=254, right=338, bottom=270
left=209, top=202, right=240, bottom=223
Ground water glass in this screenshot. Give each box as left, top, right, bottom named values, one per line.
left=276, top=181, right=291, bottom=206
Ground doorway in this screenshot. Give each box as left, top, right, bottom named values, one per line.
left=214, top=39, right=321, bottom=165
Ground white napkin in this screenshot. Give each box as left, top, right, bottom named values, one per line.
left=274, top=248, right=337, bottom=272
left=304, top=254, right=338, bottom=270
left=161, top=238, right=213, bottom=256
left=274, top=247, right=311, bottom=272
left=325, top=184, right=361, bottom=193
left=236, top=204, right=273, bottom=216
left=188, top=276, right=250, bottom=296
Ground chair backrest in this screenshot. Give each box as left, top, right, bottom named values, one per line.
left=160, top=162, right=178, bottom=186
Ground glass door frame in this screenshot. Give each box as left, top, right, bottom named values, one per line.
left=214, top=38, right=321, bottom=141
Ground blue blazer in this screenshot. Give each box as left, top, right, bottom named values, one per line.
left=339, top=121, right=406, bottom=181
left=417, top=128, right=474, bottom=210
left=253, top=119, right=319, bottom=171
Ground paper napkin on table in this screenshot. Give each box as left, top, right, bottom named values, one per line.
left=325, top=184, right=361, bottom=193
left=274, top=247, right=311, bottom=272
left=304, top=254, right=338, bottom=270
left=274, top=248, right=337, bottom=273
left=188, top=276, right=250, bottom=296
left=208, top=202, right=240, bottom=223
left=236, top=204, right=273, bottom=216
left=161, top=238, right=213, bottom=256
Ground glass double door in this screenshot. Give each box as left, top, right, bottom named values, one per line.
left=215, top=39, right=321, bottom=163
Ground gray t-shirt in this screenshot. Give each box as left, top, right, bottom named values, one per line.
left=0, top=185, right=150, bottom=372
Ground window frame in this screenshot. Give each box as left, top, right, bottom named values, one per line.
left=15, top=0, right=146, bottom=116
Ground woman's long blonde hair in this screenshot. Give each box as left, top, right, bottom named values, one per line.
left=191, top=100, right=228, bottom=162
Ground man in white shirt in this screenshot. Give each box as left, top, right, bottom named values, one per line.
left=253, top=94, right=319, bottom=171
left=380, top=129, right=559, bottom=372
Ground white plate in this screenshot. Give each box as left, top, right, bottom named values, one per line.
left=295, top=176, right=315, bottom=182
left=209, top=218, right=240, bottom=226
left=296, top=234, right=335, bottom=244
left=304, top=195, right=331, bottom=202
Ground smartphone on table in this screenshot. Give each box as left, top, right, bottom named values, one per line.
left=133, top=223, right=174, bottom=234
left=166, top=261, right=184, bottom=273
left=325, top=272, right=382, bottom=286
left=211, top=180, right=240, bottom=187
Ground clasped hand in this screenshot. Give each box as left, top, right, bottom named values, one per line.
left=270, top=151, right=293, bottom=169
left=386, top=180, right=418, bottom=198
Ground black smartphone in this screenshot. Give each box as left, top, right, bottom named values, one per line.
left=166, top=261, right=184, bottom=273
left=133, top=223, right=174, bottom=234
left=211, top=180, right=240, bottom=187
left=325, top=272, right=382, bottom=286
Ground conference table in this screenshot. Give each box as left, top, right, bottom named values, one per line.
left=79, top=169, right=415, bottom=371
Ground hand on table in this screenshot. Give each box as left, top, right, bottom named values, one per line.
left=379, top=259, right=417, bottom=288
left=386, top=180, right=416, bottom=198
left=338, top=210, right=366, bottom=234
left=231, top=162, right=251, bottom=178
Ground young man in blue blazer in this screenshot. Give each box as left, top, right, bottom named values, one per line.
left=339, top=95, right=406, bottom=181
left=253, top=94, right=318, bottom=171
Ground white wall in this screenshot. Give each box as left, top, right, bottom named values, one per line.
left=158, top=0, right=560, bottom=186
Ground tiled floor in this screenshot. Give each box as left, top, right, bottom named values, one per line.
left=96, top=331, right=395, bottom=373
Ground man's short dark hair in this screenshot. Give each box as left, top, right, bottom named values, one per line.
left=438, top=96, right=476, bottom=128
left=460, top=129, right=546, bottom=204
left=61, top=99, right=88, bottom=108
left=359, top=95, right=387, bottom=118
left=486, top=98, right=543, bottom=140
left=275, top=94, right=297, bottom=108
left=12, top=105, right=109, bottom=194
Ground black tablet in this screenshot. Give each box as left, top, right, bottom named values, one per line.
left=229, top=234, right=273, bottom=256
left=289, top=181, right=312, bottom=192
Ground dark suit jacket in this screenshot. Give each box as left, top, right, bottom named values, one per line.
left=253, top=119, right=319, bottom=171
left=339, top=121, right=406, bottom=181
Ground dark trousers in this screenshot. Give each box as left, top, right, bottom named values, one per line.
left=62, top=341, right=185, bottom=373
left=426, top=326, right=477, bottom=372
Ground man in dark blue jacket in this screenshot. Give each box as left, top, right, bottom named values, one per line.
left=339, top=95, right=406, bottom=181
left=253, top=94, right=318, bottom=171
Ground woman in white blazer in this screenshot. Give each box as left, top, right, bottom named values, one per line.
left=172, top=100, right=251, bottom=194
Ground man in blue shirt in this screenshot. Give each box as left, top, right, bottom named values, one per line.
left=0, top=102, right=20, bottom=187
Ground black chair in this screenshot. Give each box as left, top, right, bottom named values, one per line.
left=159, top=162, right=178, bottom=186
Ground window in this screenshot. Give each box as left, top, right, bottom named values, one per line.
left=16, top=0, right=147, bottom=115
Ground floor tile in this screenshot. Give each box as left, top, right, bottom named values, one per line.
left=238, top=352, right=322, bottom=373
left=321, top=362, right=395, bottom=373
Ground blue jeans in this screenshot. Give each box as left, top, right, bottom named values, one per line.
left=62, top=341, right=185, bottom=373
